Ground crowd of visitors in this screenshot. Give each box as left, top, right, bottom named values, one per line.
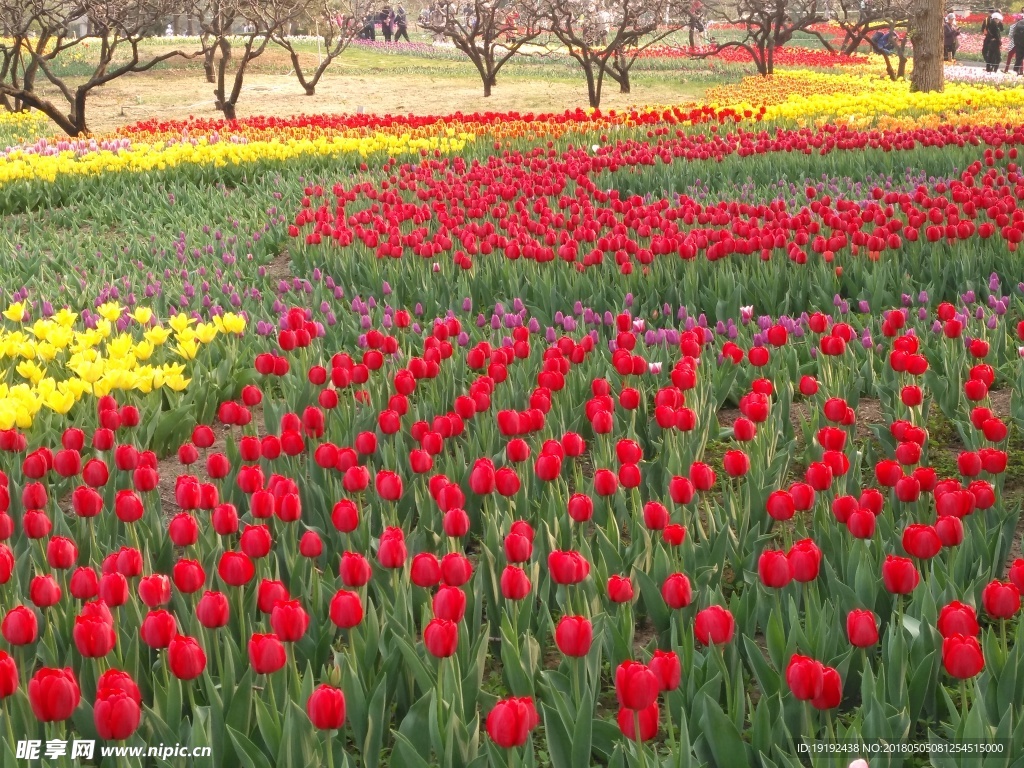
left=358, top=5, right=410, bottom=42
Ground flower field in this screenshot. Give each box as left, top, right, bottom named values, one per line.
left=3, top=69, right=1024, bottom=768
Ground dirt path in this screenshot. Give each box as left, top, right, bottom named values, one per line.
left=65, top=67, right=704, bottom=134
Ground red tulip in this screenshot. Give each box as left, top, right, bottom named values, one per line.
left=69, top=567, right=99, bottom=600
left=938, top=601, right=979, bottom=638
left=554, top=615, right=592, bottom=657
left=882, top=555, right=919, bottom=594
left=500, top=566, right=531, bottom=600
left=607, top=575, right=634, bottom=603
left=695, top=606, right=735, bottom=645
left=981, top=580, right=1020, bottom=620
left=28, top=668, right=80, bottom=722
left=167, top=635, right=207, bottom=680
left=140, top=610, right=177, bottom=650
left=758, top=550, right=791, bottom=588
left=423, top=618, right=458, bottom=658
left=196, top=591, right=230, bottom=629
left=942, top=634, right=985, bottom=679
left=307, top=684, right=346, bottom=730
left=138, top=574, right=171, bottom=608
left=375, top=470, right=403, bottom=501
left=615, top=661, right=659, bottom=710
left=218, top=551, right=255, bottom=586
left=846, top=609, right=878, bottom=647
left=649, top=650, right=681, bottom=691
left=902, top=524, right=941, bottom=560
left=339, top=552, right=372, bottom=587
left=617, top=702, right=659, bottom=742
left=486, top=696, right=539, bottom=749
left=811, top=666, right=842, bottom=710
left=785, top=654, right=824, bottom=701
left=270, top=599, right=309, bottom=642
left=377, top=527, right=407, bottom=569
left=548, top=550, right=589, bottom=585
left=787, top=539, right=821, bottom=582
left=248, top=633, right=287, bottom=674
left=257, top=579, right=289, bottom=614
left=661, top=572, right=692, bottom=608
left=97, top=669, right=140, bottom=705
left=73, top=613, right=116, bottom=657
left=330, top=589, right=363, bottom=629
left=0, top=651, right=17, bottom=698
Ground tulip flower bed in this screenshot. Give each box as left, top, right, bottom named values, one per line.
left=7, top=69, right=1024, bottom=766
left=2, top=271, right=1024, bottom=767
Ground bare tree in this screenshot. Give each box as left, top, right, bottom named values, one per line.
left=696, top=0, right=832, bottom=75
left=419, top=0, right=543, bottom=97
left=833, top=0, right=910, bottom=80
left=538, top=0, right=687, bottom=107
left=908, top=0, right=942, bottom=92
left=0, top=0, right=201, bottom=136
left=189, top=0, right=305, bottom=119
left=273, top=0, right=367, bottom=96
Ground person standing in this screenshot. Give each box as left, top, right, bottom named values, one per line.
left=394, top=6, right=410, bottom=41
left=361, top=10, right=376, bottom=40
left=1011, top=11, right=1024, bottom=73
left=379, top=6, right=394, bottom=42
left=943, top=13, right=961, bottom=61
left=982, top=11, right=1004, bottom=71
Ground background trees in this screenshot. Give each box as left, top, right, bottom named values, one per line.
left=0, top=0, right=201, bottom=135
left=419, top=0, right=543, bottom=97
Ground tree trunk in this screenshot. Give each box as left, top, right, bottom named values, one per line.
left=909, top=0, right=943, bottom=92
left=689, top=27, right=695, bottom=47
left=222, top=101, right=237, bottom=119
left=204, top=48, right=217, bottom=83
left=483, top=77, right=492, bottom=97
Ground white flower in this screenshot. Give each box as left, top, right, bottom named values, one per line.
left=849, top=760, right=870, bottom=768
left=432, top=263, right=440, bottom=273
left=648, top=361, right=663, bottom=374
left=632, top=318, right=645, bottom=332
left=591, top=144, right=600, bottom=152
left=740, top=306, right=755, bottom=324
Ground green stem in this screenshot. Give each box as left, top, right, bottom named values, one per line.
left=633, top=709, right=648, bottom=768
left=960, top=678, right=968, bottom=724
left=326, top=729, right=335, bottom=768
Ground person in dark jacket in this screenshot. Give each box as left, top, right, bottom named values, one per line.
left=982, top=11, right=1004, bottom=71
left=361, top=10, right=376, bottom=40
left=379, top=7, right=394, bottom=41
left=394, top=6, right=410, bottom=41
left=943, top=13, right=961, bottom=61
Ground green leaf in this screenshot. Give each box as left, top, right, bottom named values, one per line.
left=699, top=694, right=751, bottom=768
left=570, top=687, right=594, bottom=768
left=227, top=725, right=274, bottom=768
left=362, top=675, right=387, bottom=768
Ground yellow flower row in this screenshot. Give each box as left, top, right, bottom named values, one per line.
left=710, top=70, right=1024, bottom=126
left=0, top=110, right=49, bottom=146
left=0, top=133, right=473, bottom=185
left=0, top=304, right=246, bottom=429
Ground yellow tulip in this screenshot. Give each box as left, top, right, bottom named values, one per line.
left=45, top=388, right=75, bottom=414
left=134, top=340, right=154, bottom=361
left=3, top=303, right=26, bottom=323
left=144, top=326, right=172, bottom=345
left=97, top=302, right=123, bottom=322
left=132, top=307, right=153, bottom=325
left=168, top=313, right=195, bottom=334
left=175, top=338, right=200, bottom=360
left=53, top=309, right=78, bottom=327
left=195, top=323, right=218, bottom=344
left=15, top=360, right=45, bottom=384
